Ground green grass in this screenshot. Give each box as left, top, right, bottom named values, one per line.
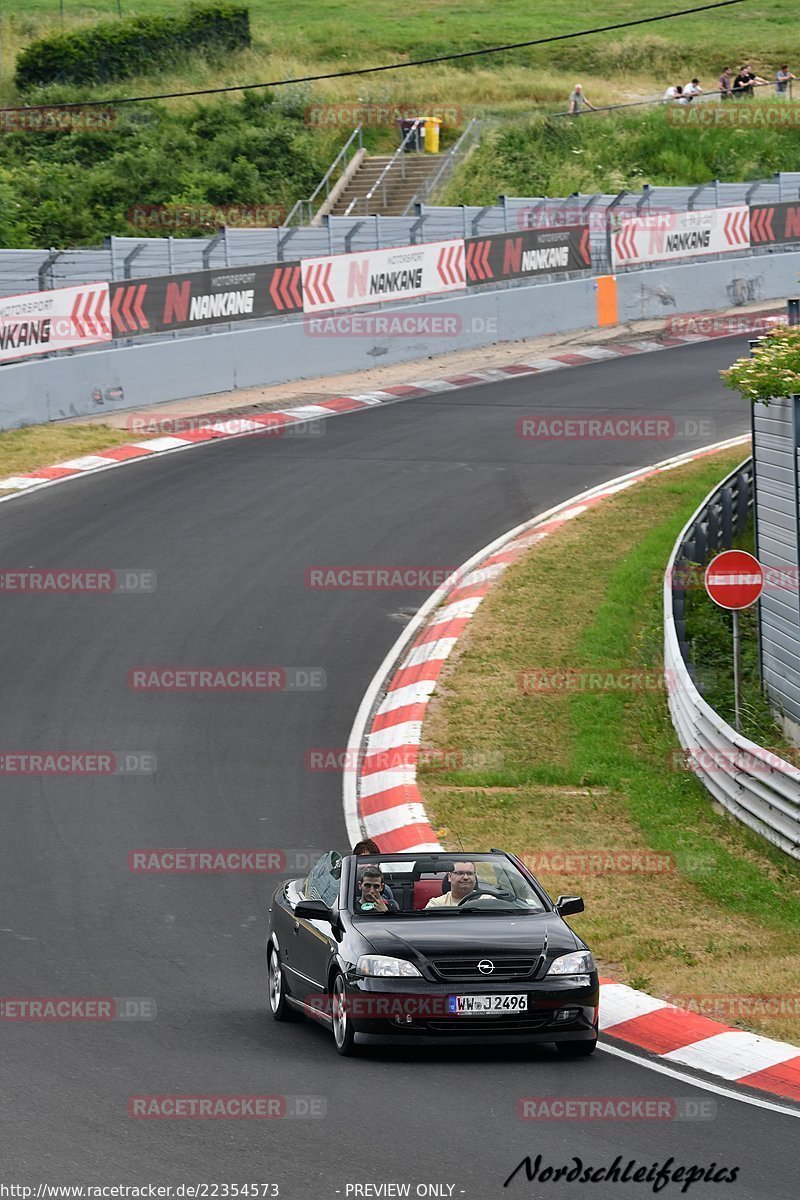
left=1, top=1, right=797, bottom=247
left=0, top=423, right=135, bottom=490
left=3, top=1, right=796, bottom=74
left=420, top=448, right=800, bottom=1042
left=442, top=106, right=800, bottom=202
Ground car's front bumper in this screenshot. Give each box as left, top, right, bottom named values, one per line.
left=345, top=974, right=599, bottom=1045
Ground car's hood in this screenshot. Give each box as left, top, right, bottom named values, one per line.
left=359, top=911, right=580, bottom=967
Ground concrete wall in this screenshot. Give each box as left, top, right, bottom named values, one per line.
left=0, top=276, right=598, bottom=428
left=2, top=249, right=799, bottom=429
left=616, top=250, right=800, bottom=322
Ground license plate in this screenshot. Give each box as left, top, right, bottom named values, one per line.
left=447, top=993, right=528, bottom=1016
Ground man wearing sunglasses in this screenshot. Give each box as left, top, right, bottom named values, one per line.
left=425, top=862, right=482, bottom=908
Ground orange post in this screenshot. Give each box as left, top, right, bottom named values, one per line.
left=596, top=275, right=618, bottom=327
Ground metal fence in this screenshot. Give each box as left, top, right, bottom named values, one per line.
left=664, top=458, right=800, bottom=860
left=4, top=171, right=800, bottom=298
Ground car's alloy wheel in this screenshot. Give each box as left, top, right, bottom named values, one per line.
left=331, top=974, right=356, bottom=1056
left=268, top=947, right=293, bottom=1021
left=556, top=1037, right=597, bottom=1057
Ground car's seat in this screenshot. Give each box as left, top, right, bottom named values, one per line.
left=413, top=874, right=446, bottom=909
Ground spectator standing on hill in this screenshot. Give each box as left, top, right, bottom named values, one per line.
left=568, top=84, right=595, bottom=115
left=718, top=67, right=733, bottom=99
left=776, top=65, right=796, bottom=98
left=684, top=79, right=703, bottom=101
left=733, top=65, right=765, bottom=98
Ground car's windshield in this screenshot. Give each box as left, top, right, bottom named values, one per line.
left=351, top=854, right=546, bottom=916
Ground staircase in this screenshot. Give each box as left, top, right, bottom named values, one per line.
left=330, top=153, right=445, bottom=218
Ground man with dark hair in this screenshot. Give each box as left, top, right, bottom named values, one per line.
left=352, top=838, right=381, bottom=855
left=733, top=64, right=766, bottom=98
left=357, top=867, right=399, bottom=914
left=352, top=840, right=395, bottom=904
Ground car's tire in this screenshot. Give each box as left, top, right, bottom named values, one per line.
left=330, top=973, right=358, bottom=1056
left=268, top=946, right=295, bottom=1022
left=556, top=1037, right=597, bottom=1057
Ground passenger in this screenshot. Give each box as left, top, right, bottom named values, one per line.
left=425, top=861, right=481, bottom=908
left=352, top=840, right=395, bottom=904
left=357, top=867, right=399, bottom=914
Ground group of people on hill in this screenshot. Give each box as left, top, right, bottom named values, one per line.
left=567, top=63, right=795, bottom=115
left=662, top=64, right=795, bottom=104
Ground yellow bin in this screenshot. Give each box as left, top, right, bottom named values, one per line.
left=424, top=116, right=441, bottom=153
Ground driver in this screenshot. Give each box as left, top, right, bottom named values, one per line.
left=425, top=861, right=482, bottom=908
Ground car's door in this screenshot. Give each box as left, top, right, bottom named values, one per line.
left=284, top=851, right=342, bottom=1001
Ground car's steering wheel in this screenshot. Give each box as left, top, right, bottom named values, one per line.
left=457, top=886, right=517, bottom=907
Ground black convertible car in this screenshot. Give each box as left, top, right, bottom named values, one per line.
left=266, top=849, right=599, bottom=1056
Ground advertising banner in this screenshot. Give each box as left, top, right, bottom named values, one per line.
left=465, top=226, right=590, bottom=284
left=109, top=261, right=302, bottom=337
left=0, top=282, right=110, bottom=364
left=301, top=239, right=465, bottom=314
left=612, top=206, right=750, bottom=267
left=750, top=201, right=800, bottom=247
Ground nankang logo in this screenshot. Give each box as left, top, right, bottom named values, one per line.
left=477, top=959, right=494, bottom=974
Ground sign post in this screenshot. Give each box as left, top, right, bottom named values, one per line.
left=704, top=550, right=765, bottom=731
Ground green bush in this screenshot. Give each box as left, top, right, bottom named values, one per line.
left=0, top=95, right=342, bottom=248
left=15, top=5, right=250, bottom=89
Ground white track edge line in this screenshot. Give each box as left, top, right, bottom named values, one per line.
left=344, top=434, right=749, bottom=845
left=598, top=1042, right=800, bottom=1119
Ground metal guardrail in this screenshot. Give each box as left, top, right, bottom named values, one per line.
left=284, top=125, right=364, bottom=227
left=402, top=118, right=481, bottom=217
left=664, top=459, right=800, bottom=860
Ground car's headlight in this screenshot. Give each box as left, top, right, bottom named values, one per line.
left=547, top=950, right=595, bottom=976
left=356, top=954, right=422, bottom=978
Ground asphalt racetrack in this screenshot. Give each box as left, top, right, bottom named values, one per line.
left=1, top=338, right=796, bottom=1197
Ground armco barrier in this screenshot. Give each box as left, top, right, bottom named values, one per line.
left=664, top=461, right=800, bottom=860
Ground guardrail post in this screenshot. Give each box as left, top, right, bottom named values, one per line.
left=123, top=244, right=144, bottom=280
left=202, top=230, right=225, bottom=269
left=409, top=215, right=425, bottom=245
left=344, top=221, right=364, bottom=254
left=107, top=236, right=118, bottom=281
left=37, top=249, right=62, bottom=291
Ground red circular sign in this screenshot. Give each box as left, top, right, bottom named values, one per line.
left=704, top=550, right=764, bottom=610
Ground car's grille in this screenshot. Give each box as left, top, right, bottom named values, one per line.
left=422, top=1014, right=551, bottom=1033
left=431, top=955, right=537, bottom=982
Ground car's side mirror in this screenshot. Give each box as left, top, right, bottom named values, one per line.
left=294, top=899, right=335, bottom=923
left=555, top=895, right=585, bottom=917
